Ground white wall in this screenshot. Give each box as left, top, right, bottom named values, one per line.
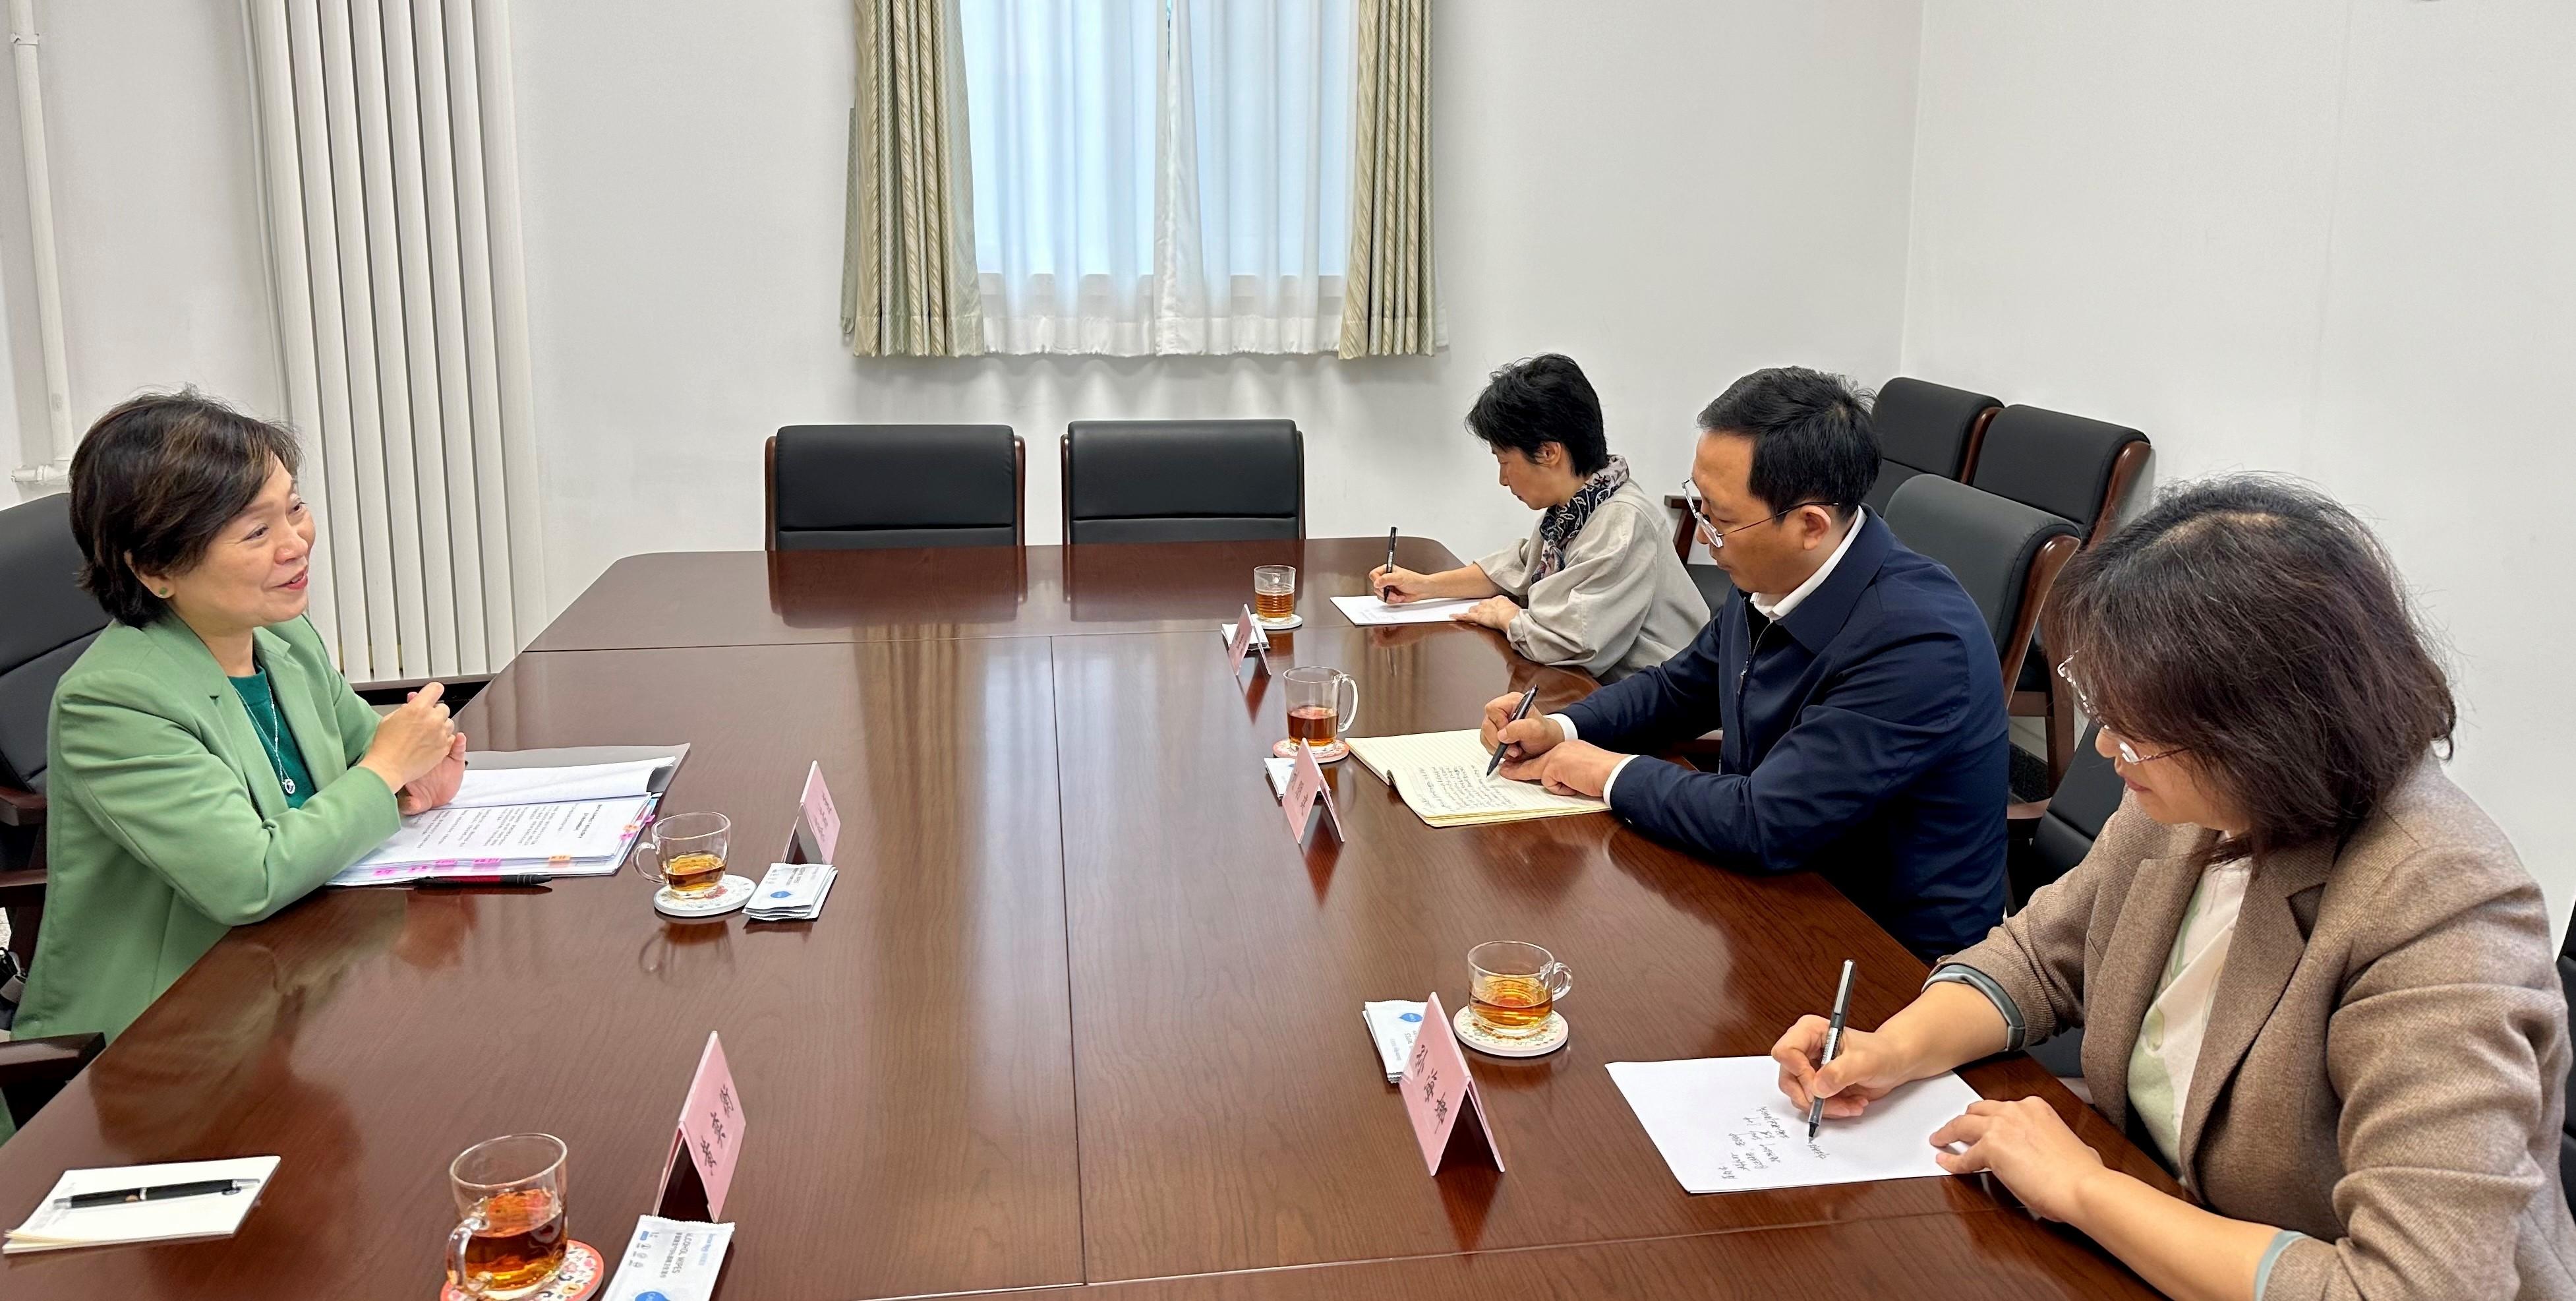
left=1901, top=0, right=2576, bottom=921
left=504, top=0, right=1925, bottom=603
left=0, top=0, right=278, bottom=501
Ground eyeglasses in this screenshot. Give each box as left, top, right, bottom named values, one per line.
left=2055, top=655, right=2190, bottom=765
left=1680, top=479, right=1834, bottom=550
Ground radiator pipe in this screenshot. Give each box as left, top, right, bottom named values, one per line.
left=5, top=0, right=72, bottom=489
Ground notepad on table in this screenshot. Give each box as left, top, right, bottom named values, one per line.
left=1606, top=1056, right=1981, bottom=1194
left=1346, top=730, right=1610, bottom=827
left=1328, top=594, right=1482, bottom=626
left=328, top=744, right=690, bottom=886
left=5, top=1156, right=279, bottom=1254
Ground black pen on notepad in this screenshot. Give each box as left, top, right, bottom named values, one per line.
left=1486, top=686, right=1540, bottom=777
left=1380, top=527, right=1400, bottom=598
left=1807, top=958, right=1857, bottom=1139
left=55, top=1178, right=252, bottom=1210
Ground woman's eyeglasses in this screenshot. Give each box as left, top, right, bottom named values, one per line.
left=1680, top=479, right=1834, bottom=550
left=2055, top=655, right=2190, bottom=764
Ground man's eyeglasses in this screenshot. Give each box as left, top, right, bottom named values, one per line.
left=2055, top=655, right=2190, bottom=764
left=1680, top=479, right=1835, bottom=550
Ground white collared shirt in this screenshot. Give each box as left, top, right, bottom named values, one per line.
left=1555, top=508, right=1867, bottom=802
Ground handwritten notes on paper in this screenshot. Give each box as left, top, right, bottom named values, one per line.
left=1399, top=993, right=1504, bottom=1176
left=1329, top=594, right=1482, bottom=626
left=1347, top=731, right=1609, bottom=828
left=1604, top=1056, right=1980, bottom=1194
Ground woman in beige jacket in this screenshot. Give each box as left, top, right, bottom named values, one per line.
left=1772, top=475, right=2576, bottom=1300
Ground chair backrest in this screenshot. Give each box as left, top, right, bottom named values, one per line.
left=1967, top=405, right=2150, bottom=546
left=1883, top=475, right=2081, bottom=688
left=1863, top=378, right=2002, bottom=516
left=0, top=493, right=110, bottom=793
left=2560, top=903, right=2576, bottom=1207
left=2012, top=722, right=2121, bottom=905
left=767, top=425, right=1023, bottom=551
left=1063, top=420, right=1302, bottom=545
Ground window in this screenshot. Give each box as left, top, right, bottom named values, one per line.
left=957, top=0, right=1355, bottom=355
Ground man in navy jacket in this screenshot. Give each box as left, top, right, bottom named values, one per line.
left=1488, top=368, right=2008, bottom=958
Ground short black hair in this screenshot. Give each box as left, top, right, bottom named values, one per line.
left=69, top=390, right=303, bottom=626
left=1696, top=367, right=1878, bottom=518
left=2046, top=475, right=2455, bottom=864
left=1465, top=353, right=1609, bottom=476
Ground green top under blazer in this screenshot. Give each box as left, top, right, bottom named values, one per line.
left=14, top=615, right=399, bottom=1050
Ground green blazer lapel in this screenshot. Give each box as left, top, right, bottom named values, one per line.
left=2175, top=837, right=2335, bottom=1182
left=141, top=617, right=284, bottom=820
left=254, top=624, right=346, bottom=784
left=2080, top=829, right=2214, bottom=1134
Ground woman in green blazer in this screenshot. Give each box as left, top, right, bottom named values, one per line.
left=11, top=392, right=465, bottom=1066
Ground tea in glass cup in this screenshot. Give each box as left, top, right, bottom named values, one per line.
left=1281, top=665, right=1359, bottom=748
left=1467, top=940, right=1574, bottom=1040
left=446, top=1134, right=568, bottom=1300
left=1252, top=565, right=1297, bottom=623
left=635, top=811, right=730, bottom=897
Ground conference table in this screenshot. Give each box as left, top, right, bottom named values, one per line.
left=0, top=536, right=2171, bottom=1299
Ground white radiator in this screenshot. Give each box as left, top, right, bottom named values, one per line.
left=245, top=0, right=545, bottom=681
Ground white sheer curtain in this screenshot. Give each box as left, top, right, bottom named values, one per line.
left=958, top=0, right=1353, bottom=355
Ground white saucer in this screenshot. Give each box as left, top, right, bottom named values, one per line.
left=1254, top=613, right=1303, bottom=630
left=1273, top=737, right=1349, bottom=763
left=653, top=874, right=755, bottom=918
left=1453, top=1004, right=1569, bottom=1058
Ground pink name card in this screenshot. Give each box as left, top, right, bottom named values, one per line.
left=1226, top=605, right=1270, bottom=677
left=1400, top=993, right=1504, bottom=1176
left=795, top=761, right=840, bottom=865
left=1279, top=741, right=1344, bottom=846
left=656, top=1031, right=747, bottom=1221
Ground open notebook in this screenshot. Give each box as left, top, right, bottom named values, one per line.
left=1347, top=730, right=1610, bottom=828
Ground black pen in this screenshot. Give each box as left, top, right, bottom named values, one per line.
left=1807, top=958, right=1857, bottom=1139
left=414, top=873, right=552, bottom=890
left=1381, top=527, right=1400, bottom=597
left=1486, top=686, right=1540, bottom=776
left=56, top=1178, right=252, bottom=1210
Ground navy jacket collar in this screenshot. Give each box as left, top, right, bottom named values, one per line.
left=1759, top=512, right=1897, bottom=655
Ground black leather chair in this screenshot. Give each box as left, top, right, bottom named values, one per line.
left=766, top=425, right=1024, bottom=551
left=2560, top=906, right=2576, bottom=1207
left=1061, top=420, right=1302, bottom=545
left=0, top=491, right=115, bottom=1122
left=1882, top=476, right=2081, bottom=708
left=1969, top=405, right=2152, bottom=782
left=1863, top=378, right=2003, bottom=516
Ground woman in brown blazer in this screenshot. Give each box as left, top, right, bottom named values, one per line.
left=1772, top=476, right=2576, bottom=1300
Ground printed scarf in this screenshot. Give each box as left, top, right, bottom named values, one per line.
left=1533, top=454, right=1630, bottom=581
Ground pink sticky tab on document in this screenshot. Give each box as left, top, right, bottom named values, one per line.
left=1279, top=742, right=1343, bottom=846
left=655, top=1031, right=747, bottom=1221
left=1399, top=993, right=1504, bottom=1176
left=795, top=761, right=840, bottom=865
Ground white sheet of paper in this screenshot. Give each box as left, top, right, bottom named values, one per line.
left=1328, top=593, right=1482, bottom=626
left=5, top=1156, right=279, bottom=1253
left=349, top=795, right=653, bottom=866
left=450, top=758, right=667, bottom=808
left=1605, top=1056, right=1981, bottom=1194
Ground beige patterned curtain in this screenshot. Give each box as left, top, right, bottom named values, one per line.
left=843, top=0, right=984, bottom=357
left=1339, top=0, right=1438, bottom=358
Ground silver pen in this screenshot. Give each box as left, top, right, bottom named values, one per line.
left=1807, top=959, right=1856, bottom=1139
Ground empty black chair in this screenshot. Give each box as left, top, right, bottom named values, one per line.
left=2560, top=903, right=2576, bottom=1207
left=1883, top=476, right=2080, bottom=700
left=1863, top=378, right=2001, bottom=517
left=766, top=425, right=1024, bottom=551
left=1062, top=420, right=1302, bottom=545
left=1967, top=405, right=2150, bottom=549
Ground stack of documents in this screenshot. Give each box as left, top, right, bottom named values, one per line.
left=1362, top=1000, right=1428, bottom=1082
left=1328, top=594, right=1482, bottom=626
left=1347, top=731, right=1609, bottom=828
left=1604, top=1056, right=1982, bottom=1194
left=330, top=744, right=688, bottom=886
left=6, top=1157, right=279, bottom=1254
left=747, top=862, right=836, bottom=921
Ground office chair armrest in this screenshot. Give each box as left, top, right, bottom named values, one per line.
left=353, top=674, right=493, bottom=710
left=0, top=783, right=41, bottom=828
left=2007, top=798, right=2050, bottom=824
left=0, top=866, right=42, bottom=911
left=0, top=1033, right=102, bottom=1089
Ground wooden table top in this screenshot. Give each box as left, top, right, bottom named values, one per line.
left=0, top=537, right=2163, bottom=1299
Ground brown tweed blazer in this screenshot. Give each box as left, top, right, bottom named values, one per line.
left=1948, top=757, right=2576, bottom=1299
